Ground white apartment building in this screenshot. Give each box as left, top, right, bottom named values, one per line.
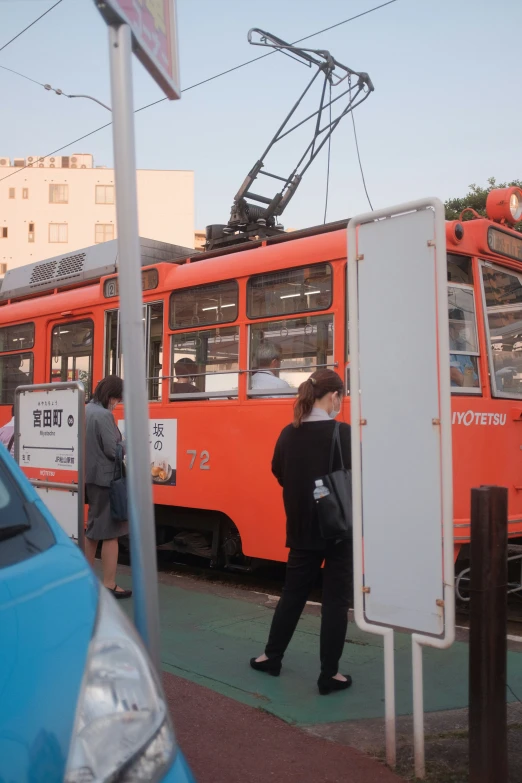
left=0, top=153, right=194, bottom=271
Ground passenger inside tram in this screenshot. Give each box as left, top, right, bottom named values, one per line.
left=449, top=308, right=479, bottom=388
left=173, top=357, right=199, bottom=393
left=251, top=341, right=292, bottom=390
left=3, top=355, right=30, bottom=404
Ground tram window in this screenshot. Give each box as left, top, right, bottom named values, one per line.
left=447, top=285, right=480, bottom=394
left=248, top=314, right=334, bottom=396
left=447, top=254, right=472, bottom=284
left=247, top=263, right=332, bottom=319
left=170, top=326, right=239, bottom=399
left=51, top=321, right=93, bottom=399
left=0, top=322, right=34, bottom=352
left=169, top=280, right=238, bottom=330
left=104, top=303, right=164, bottom=401
left=0, top=353, right=33, bottom=405
left=481, top=264, right=522, bottom=399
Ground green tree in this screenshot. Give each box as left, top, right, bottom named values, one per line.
left=444, top=177, right=522, bottom=233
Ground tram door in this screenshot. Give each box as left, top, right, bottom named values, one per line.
left=49, top=319, right=94, bottom=400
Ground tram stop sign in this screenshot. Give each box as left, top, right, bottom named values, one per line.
left=14, top=383, right=85, bottom=545
left=95, top=0, right=180, bottom=99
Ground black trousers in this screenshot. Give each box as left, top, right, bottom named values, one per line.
left=264, top=539, right=351, bottom=677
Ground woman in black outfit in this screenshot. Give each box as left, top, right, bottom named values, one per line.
left=250, top=369, right=352, bottom=695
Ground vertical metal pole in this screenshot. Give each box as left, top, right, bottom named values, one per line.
left=383, top=631, right=396, bottom=768
left=108, top=23, right=160, bottom=671
left=412, top=637, right=425, bottom=779
left=469, top=485, right=508, bottom=783
left=76, top=384, right=86, bottom=552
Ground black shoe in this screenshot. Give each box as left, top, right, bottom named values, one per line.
left=317, top=673, right=352, bottom=695
left=107, top=584, right=133, bottom=600
left=250, top=657, right=282, bottom=677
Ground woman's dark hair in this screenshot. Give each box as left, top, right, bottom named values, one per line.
left=293, top=369, right=344, bottom=427
left=92, top=375, right=123, bottom=409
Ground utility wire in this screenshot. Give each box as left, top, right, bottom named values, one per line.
left=0, top=0, right=398, bottom=183
left=0, top=63, right=44, bottom=87
left=0, top=0, right=63, bottom=54
left=351, top=110, right=374, bottom=210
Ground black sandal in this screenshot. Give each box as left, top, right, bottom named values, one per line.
left=106, top=585, right=132, bottom=599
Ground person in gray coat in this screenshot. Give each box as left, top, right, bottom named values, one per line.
left=83, top=375, right=131, bottom=599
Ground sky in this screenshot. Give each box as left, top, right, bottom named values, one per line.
left=1, top=0, right=520, bottom=233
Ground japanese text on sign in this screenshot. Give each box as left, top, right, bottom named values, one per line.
left=18, top=389, right=79, bottom=473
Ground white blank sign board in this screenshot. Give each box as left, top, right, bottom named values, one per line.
left=36, top=486, right=78, bottom=540
left=356, top=208, right=445, bottom=635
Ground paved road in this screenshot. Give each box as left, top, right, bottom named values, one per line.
left=164, top=672, right=402, bottom=783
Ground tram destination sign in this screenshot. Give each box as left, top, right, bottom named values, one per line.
left=488, top=227, right=522, bottom=263
left=104, top=268, right=159, bottom=298
left=95, top=0, right=180, bottom=99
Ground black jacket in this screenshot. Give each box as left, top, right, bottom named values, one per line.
left=271, top=420, right=351, bottom=550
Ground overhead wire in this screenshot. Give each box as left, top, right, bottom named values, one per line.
left=0, top=0, right=398, bottom=184
left=0, top=0, right=63, bottom=54
left=0, top=63, right=44, bottom=87
left=351, top=110, right=374, bottom=210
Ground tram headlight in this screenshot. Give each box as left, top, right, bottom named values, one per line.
left=64, top=588, right=175, bottom=783
left=510, top=191, right=522, bottom=222
left=486, top=187, right=522, bottom=225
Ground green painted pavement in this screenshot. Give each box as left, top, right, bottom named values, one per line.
left=116, top=573, right=522, bottom=727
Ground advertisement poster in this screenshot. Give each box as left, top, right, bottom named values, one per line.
left=119, top=418, right=177, bottom=486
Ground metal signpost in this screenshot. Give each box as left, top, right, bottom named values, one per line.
left=14, top=382, right=85, bottom=549
left=348, top=198, right=455, bottom=778
left=94, top=0, right=180, bottom=672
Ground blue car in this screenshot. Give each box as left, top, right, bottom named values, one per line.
left=0, top=446, right=194, bottom=783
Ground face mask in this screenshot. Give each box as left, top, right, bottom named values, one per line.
left=329, top=395, right=341, bottom=419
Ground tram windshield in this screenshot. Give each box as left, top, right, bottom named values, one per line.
left=482, top=264, right=522, bottom=398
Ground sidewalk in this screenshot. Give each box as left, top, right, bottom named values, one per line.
left=115, top=566, right=522, bottom=781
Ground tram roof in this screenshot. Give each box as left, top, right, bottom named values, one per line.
left=0, top=237, right=196, bottom=302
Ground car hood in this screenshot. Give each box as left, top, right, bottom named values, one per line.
left=0, top=540, right=98, bottom=783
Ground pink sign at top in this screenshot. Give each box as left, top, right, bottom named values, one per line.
left=95, top=0, right=180, bottom=99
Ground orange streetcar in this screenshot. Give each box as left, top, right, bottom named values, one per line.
left=1, top=187, right=522, bottom=585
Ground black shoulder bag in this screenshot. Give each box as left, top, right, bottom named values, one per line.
left=109, top=444, right=128, bottom=522
left=315, top=422, right=352, bottom=540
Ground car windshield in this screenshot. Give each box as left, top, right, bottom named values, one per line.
left=0, top=459, right=55, bottom=568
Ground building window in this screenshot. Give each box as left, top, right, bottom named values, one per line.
left=22, top=188, right=29, bottom=199
left=28, top=223, right=35, bottom=243
left=49, top=184, right=68, bottom=204
left=95, top=224, right=114, bottom=244
left=95, top=185, right=114, bottom=205
left=1, top=228, right=7, bottom=239
left=8, top=188, right=15, bottom=199
left=49, top=223, right=68, bottom=243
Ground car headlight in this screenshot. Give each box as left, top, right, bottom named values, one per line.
left=65, top=587, right=175, bottom=783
